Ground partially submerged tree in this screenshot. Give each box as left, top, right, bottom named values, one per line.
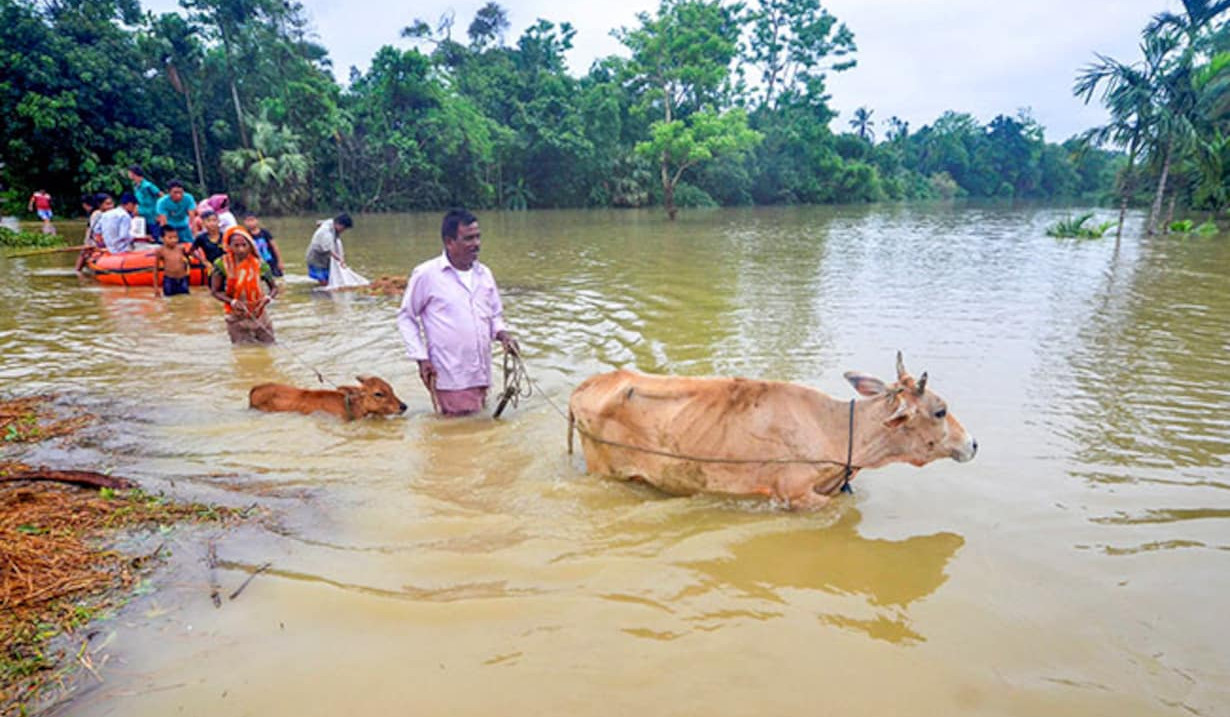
left=1075, top=33, right=1173, bottom=244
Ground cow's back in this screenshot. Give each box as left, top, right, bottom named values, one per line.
left=569, top=370, right=844, bottom=499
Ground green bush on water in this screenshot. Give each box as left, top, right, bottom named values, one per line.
left=1046, top=213, right=1116, bottom=239
left=1169, top=219, right=1219, bottom=235
left=0, top=227, right=66, bottom=249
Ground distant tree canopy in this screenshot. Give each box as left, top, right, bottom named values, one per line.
left=0, top=0, right=1132, bottom=219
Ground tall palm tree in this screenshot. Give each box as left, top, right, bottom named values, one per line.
left=1147, top=0, right=1230, bottom=45
left=1144, top=55, right=1202, bottom=234
left=849, top=106, right=875, bottom=142
left=1141, top=0, right=1230, bottom=233
left=1075, top=33, right=1175, bottom=244
left=145, top=14, right=209, bottom=191
left=886, top=115, right=909, bottom=142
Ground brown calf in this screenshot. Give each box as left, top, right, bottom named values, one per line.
left=249, top=376, right=407, bottom=420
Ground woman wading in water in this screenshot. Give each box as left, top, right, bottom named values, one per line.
left=208, top=227, right=279, bottom=344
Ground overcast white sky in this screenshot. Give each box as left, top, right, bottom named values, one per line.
left=145, top=0, right=1180, bottom=141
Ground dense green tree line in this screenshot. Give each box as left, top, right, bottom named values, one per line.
left=1076, top=0, right=1230, bottom=237
left=2, top=0, right=1126, bottom=220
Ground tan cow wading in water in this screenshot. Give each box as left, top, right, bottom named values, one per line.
left=568, top=353, right=977, bottom=510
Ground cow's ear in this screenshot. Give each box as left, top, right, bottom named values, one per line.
left=356, top=375, right=373, bottom=384
left=338, top=385, right=360, bottom=396
left=845, top=372, right=887, bottom=396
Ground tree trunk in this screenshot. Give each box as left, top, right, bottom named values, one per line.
left=1, top=469, right=134, bottom=490
left=1116, top=137, right=1138, bottom=251
left=230, top=81, right=249, bottom=149
left=1165, top=192, right=1178, bottom=233
left=184, top=84, right=208, bottom=191
left=661, top=155, right=677, bottom=221
left=1147, top=135, right=1174, bottom=236
left=219, top=26, right=250, bottom=150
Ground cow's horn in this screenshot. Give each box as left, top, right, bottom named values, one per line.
left=896, top=351, right=907, bottom=380
left=916, top=372, right=928, bottom=395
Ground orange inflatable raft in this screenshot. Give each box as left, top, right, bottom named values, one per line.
left=87, top=247, right=209, bottom=287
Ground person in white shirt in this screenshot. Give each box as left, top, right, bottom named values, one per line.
left=304, top=213, right=354, bottom=284
left=97, top=192, right=138, bottom=253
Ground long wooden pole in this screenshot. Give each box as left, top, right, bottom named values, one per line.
left=4, top=244, right=88, bottom=258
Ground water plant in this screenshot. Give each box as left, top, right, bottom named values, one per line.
left=1046, top=213, right=1117, bottom=238
left=1169, top=219, right=1219, bottom=235
left=0, top=228, right=64, bottom=250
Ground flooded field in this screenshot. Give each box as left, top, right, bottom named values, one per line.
left=2, top=205, right=1227, bottom=716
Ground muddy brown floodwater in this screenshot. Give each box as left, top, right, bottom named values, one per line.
left=2, top=205, right=1228, bottom=715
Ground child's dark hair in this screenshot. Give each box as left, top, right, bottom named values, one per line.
left=80, top=193, right=98, bottom=210
left=129, top=165, right=145, bottom=177
left=167, top=179, right=184, bottom=190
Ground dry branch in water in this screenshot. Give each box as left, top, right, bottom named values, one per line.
left=0, top=469, right=133, bottom=490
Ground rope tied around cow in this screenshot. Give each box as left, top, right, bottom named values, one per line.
left=492, top=352, right=858, bottom=493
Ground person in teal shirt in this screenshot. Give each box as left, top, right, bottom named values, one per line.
left=155, top=180, right=197, bottom=238
left=128, top=165, right=163, bottom=241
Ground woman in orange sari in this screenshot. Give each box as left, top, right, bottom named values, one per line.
left=208, top=226, right=279, bottom=344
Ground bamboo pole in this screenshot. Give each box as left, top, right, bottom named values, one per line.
left=3, top=244, right=88, bottom=258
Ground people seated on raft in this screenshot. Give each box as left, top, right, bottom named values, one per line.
left=191, top=209, right=226, bottom=264
left=74, top=194, right=103, bottom=274
left=128, top=165, right=163, bottom=243
left=155, top=180, right=197, bottom=241
left=201, top=194, right=237, bottom=232
left=96, top=193, right=139, bottom=254
left=208, top=227, right=279, bottom=345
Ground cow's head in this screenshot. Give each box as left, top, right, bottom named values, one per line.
left=340, top=375, right=408, bottom=418
left=843, top=352, right=977, bottom=466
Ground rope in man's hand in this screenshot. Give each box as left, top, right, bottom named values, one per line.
left=493, top=349, right=533, bottom=419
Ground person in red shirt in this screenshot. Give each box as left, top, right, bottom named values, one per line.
left=27, top=189, right=53, bottom=232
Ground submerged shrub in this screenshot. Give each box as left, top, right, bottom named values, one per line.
left=1046, top=213, right=1115, bottom=238
left=0, top=227, right=65, bottom=249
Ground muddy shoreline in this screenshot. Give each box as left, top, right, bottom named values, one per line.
left=0, top=395, right=255, bottom=716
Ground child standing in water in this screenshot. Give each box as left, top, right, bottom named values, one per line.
left=152, top=227, right=192, bottom=297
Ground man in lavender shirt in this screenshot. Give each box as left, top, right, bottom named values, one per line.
left=397, top=209, right=519, bottom=416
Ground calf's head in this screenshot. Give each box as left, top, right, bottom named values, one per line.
left=844, top=352, right=977, bottom=466
left=339, top=375, right=408, bottom=418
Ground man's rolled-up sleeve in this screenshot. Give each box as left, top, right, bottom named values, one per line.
left=488, top=272, right=507, bottom=339
left=397, top=270, right=429, bottom=361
